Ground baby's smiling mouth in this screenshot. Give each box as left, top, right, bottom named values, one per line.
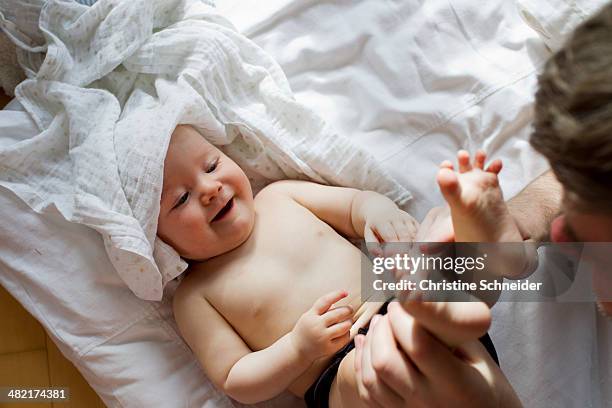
left=211, top=198, right=234, bottom=223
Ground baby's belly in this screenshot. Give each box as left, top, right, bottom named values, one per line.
left=215, top=242, right=384, bottom=397
left=225, top=241, right=364, bottom=345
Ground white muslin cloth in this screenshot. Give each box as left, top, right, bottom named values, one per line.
left=0, top=0, right=411, bottom=301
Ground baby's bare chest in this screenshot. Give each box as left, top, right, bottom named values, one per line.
left=198, top=197, right=366, bottom=350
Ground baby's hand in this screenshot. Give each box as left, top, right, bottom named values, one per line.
left=364, top=209, right=419, bottom=256
left=291, top=290, right=353, bottom=362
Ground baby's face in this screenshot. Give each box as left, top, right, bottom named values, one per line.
left=157, top=125, right=255, bottom=261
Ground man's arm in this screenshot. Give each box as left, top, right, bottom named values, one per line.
left=507, top=170, right=562, bottom=242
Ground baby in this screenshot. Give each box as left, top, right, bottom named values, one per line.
left=159, top=124, right=418, bottom=406
left=159, top=125, right=502, bottom=407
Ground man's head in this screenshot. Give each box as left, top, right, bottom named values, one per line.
left=531, top=3, right=612, bottom=313
left=532, top=2, right=612, bottom=242
left=157, top=125, right=255, bottom=261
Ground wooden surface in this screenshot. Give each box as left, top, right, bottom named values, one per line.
left=0, top=285, right=106, bottom=408
left=0, top=89, right=106, bottom=405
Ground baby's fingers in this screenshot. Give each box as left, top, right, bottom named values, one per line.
left=394, top=219, right=417, bottom=242
left=323, top=305, right=354, bottom=326
left=313, top=290, right=349, bottom=315
left=365, top=227, right=383, bottom=257
left=327, top=319, right=352, bottom=340
left=377, top=222, right=400, bottom=243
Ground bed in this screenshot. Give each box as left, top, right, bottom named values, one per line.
left=0, top=0, right=610, bottom=407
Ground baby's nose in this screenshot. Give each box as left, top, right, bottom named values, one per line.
left=199, top=180, right=222, bottom=205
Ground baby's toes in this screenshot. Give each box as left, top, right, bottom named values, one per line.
left=474, top=150, right=486, bottom=169
left=485, top=158, right=503, bottom=174
left=440, top=160, right=454, bottom=170
left=457, top=150, right=472, bottom=173
left=437, top=167, right=461, bottom=206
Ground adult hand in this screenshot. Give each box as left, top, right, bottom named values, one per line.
left=416, top=206, right=454, bottom=244
left=416, top=204, right=537, bottom=281
left=354, top=301, right=522, bottom=408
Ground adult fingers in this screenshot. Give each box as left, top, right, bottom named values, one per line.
left=358, top=319, right=392, bottom=408
left=387, top=302, right=472, bottom=390
left=368, top=312, right=420, bottom=403
left=416, top=206, right=454, bottom=244
left=354, top=334, right=365, bottom=389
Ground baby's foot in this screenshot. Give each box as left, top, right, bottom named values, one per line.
left=437, top=150, right=521, bottom=243
left=436, top=150, right=537, bottom=278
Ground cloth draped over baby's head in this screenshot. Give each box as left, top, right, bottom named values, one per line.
left=0, top=0, right=411, bottom=301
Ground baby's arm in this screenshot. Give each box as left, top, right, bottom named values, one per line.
left=262, top=180, right=418, bottom=243
left=174, top=281, right=307, bottom=403
left=174, top=282, right=352, bottom=404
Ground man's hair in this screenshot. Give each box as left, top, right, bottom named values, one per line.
left=531, top=2, right=612, bottom=213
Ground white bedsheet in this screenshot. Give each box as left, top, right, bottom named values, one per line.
left=219, top=0, right=552, bottom=220
left=1, top=0, right=610, bottom=407
left=0, top=113, right=233, bottom=408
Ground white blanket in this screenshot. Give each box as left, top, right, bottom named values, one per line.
left=0, top=0, right=409, bottom=301
left=1, top=0, right=610, bottom=407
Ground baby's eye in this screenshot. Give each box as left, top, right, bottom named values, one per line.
left=174, top=192, right=189, bottom=208
left=206, top=158, right=219, bottom=173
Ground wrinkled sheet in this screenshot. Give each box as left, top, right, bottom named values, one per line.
left=1, top=0, right=610, bottom=407
left=0, top=0, right=409, bottom=301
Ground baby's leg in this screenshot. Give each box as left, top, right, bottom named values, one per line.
left=329, top=348, right=368, bottom=408
left=437, top=150, right=536, bottom=278
left=436, top=150, right=522, bottom=243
